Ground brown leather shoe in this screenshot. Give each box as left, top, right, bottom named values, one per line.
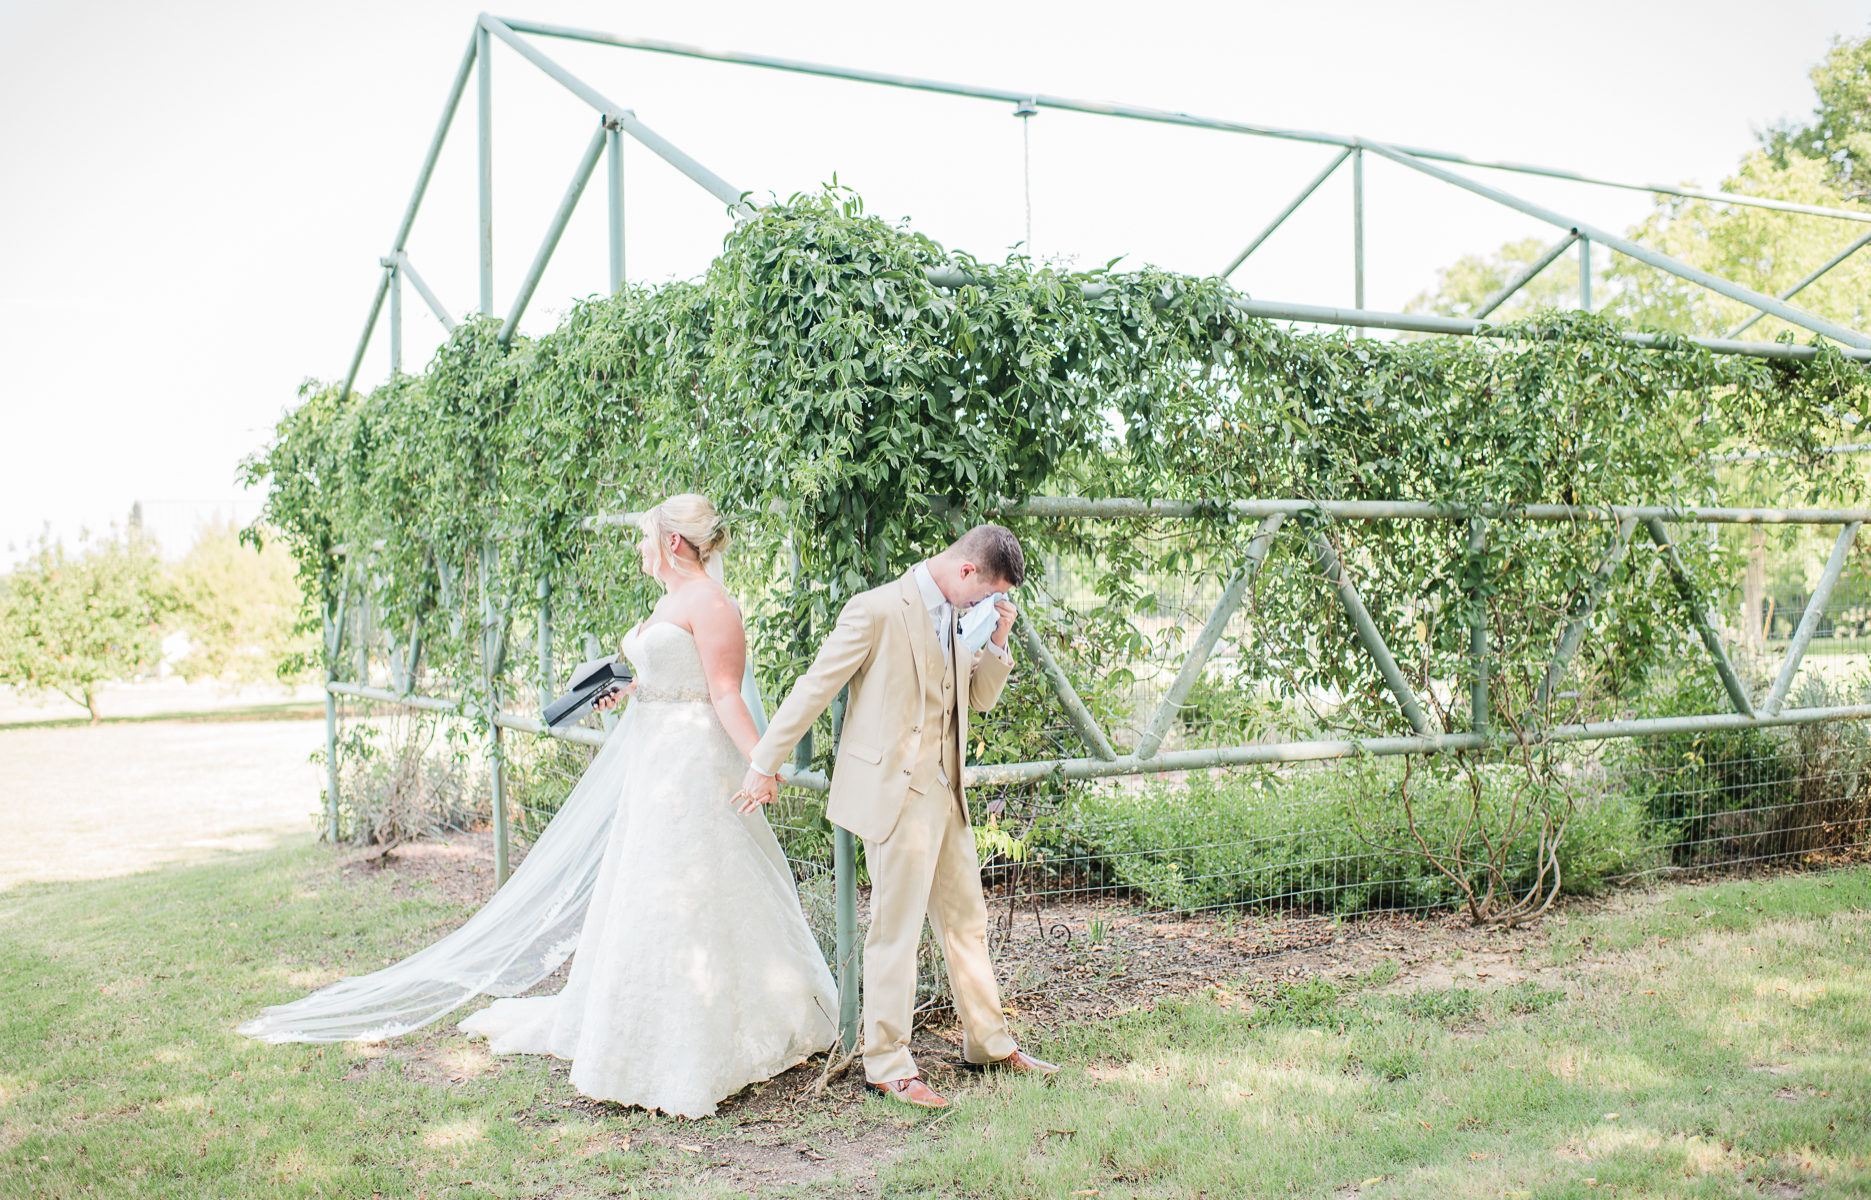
left=867, top=1076, right=950, bottom=1108
left=989, top=1048, right=1061, bottom=1076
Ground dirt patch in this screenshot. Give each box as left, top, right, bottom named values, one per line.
left=329, top=831, right=523, bottom=909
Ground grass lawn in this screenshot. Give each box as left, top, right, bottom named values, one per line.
left=3, top=837, right=1868, bottom=1198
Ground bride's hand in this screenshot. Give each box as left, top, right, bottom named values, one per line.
left=734, top=767, right=780, bottom=814
left=594, top=681, right=636, bottom=713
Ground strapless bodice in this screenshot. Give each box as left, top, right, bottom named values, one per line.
left=621, top=623, right=712, bottom=704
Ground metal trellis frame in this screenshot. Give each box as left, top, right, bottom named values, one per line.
left=337, top=12, right=1871, bottom=400
left=319, top=17, right=1871, bottom=1051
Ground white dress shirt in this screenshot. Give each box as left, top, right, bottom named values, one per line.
left=912, top=562, right=954, bottom=652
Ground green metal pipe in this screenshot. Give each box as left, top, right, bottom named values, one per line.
left=1017, top=619, right=1117, bottom=760
left=960, top=701, right=1871, bottom=787
left=322, top=567, right=343, bottom=843
left=972, top=496, right=1871, bottom=525
left=1467, top=517, right=1488, bottom=733
left=920, top=272, right=1871, bottom=361
left=1136, top=514, right=1283, bottom=758
left=395, top=253, right=456, bottom=331
left=1361, top=140, right=1871, bottom=350
left=1219, top=148, right=1350, bottom=278
left=499, top=16, right=1871, bottom=225
left=323, top=686, right=340, bottom=843
left=829, top=686, right=857, bottom=1053
left=606, top=123, right=625, bottom=293
left=1535, top=515, right=1638, bottom=710
left=339, top=267, right=391, bottom=401
left=1644, top=518, right=1755, bottom=719
left=499, top=122, right=608, bottom=346
left=491, top=710, right=610, bottom=747
left=394, top=29, right=479, bottom=255
left=1306, top=524, right=1430, bottom=735
left=1352, top=147, right=1365, bottom=320
left=1472, top=233, right=1578, bottom=319
left=1726, top=227, right=1871, bottom=339
left=477, top=21, right=494, bottom=317
left=387, top=259, right=402, bottom=374
left=537, top=575, right=553, bottom=710
left=1763, top=520, right=1861, bottom=715
left=327, top=680, right=459, bottom=712
left=478, top=15, right=745, bottom=211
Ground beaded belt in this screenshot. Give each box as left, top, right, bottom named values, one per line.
left=634, top=684, right=712, bottom=704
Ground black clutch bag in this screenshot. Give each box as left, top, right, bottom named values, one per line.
left=542, top=655, right=635, bottom=728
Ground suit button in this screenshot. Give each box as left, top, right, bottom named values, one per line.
left=902, top=769, right=911, bottom=775
left=912, top=726, right=920, bottom=733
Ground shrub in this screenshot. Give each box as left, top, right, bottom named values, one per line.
left=333, top=714, right=487, bottom=846
left=1040, top=759, right=1658, bottom=915
left=1618, top=673, right=1799, bottom=865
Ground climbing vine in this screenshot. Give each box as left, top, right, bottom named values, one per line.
left=245, top=187, right=1869, bottom=747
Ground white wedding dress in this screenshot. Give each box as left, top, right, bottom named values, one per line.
left=241, top=621, right=837, bottom=1119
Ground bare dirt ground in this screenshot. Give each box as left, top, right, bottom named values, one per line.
left=0, top=716, right=328, bottom=891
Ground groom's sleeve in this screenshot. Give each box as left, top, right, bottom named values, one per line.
left=748, top=599, right=877, bottom=777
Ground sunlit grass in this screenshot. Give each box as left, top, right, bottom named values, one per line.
left=4, top=839, right=1869, bottom=1197
left=882, top=867, right=1871, bottom=1198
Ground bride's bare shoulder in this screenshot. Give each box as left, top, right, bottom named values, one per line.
left=677, top=581, right=745, bottom=638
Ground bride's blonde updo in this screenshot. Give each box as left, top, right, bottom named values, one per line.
left=637, top=493, right=731, bottom=583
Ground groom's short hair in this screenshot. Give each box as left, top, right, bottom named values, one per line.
left=951, top=524, right=1026, bottom=588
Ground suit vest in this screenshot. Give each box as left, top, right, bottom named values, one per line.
left=905, top=615, right=961, bottom=805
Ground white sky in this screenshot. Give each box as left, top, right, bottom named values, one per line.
left=3, top=0, right=1869, bottom=563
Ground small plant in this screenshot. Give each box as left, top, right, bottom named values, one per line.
left=1497, top=982, right=1566, bottom=1014
left=1391, top=988, right=1483, bottom=1024
left=1361, top=960, right=1401, bottom=987
left=1368, top=1048, right=1423, bottom=1082
left=1253, top=978, right=1364, bottom=1033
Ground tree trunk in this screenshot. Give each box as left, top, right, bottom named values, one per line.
left=85, top=690, right=102, bottom=723
left=1743, top=527, right=1767, bottom=651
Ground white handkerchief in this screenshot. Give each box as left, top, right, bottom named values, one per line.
left=959, top=593, right=1007, bottom=654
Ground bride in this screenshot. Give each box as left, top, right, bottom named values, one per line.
left=240, top=495, right=838, bottom=1118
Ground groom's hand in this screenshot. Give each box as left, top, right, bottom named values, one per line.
left=990, top=597, right=1018, bottom=649
left=735, top=766, right=780, bottom=814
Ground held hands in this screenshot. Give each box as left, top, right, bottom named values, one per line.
left=734, top=765, right=780, bottom=814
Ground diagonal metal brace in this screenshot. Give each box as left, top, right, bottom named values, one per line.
left=1017, top=618, right=1118, bottom=761
left=1763, top=520, right=1861, bottom=715
left=1472, top=232, right=1579, bottom=320
left=1136, top=514, right=1285, bottom=758
left=1536, top=515, right=1638, bottom=709
left=1645, top=517, right=1754, bottom=718
left=1306, top=521, right=1430, bottom=735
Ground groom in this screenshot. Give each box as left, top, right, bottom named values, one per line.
left=735, top=524, right=1059, bottom=1108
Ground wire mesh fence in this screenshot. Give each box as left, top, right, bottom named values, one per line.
left=318, top=522, right=1871, bottom=945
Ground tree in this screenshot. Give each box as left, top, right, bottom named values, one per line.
left=1762, top=27, right=1871, bottom=199
left=0, top=528, right=170, bottom=721
left=1599, top=152, right=1871, bottom=339
left=1410, top=28, right=1871, bottom=343
left=169, top=519, right=312, bottom=685
left=1404, top=235, right=1584, bottom=321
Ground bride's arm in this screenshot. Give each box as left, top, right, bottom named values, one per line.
left=690, top=590, right=762, bottom=761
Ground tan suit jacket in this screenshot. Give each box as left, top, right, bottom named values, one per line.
left=751, top=572, right=1012, bottom=843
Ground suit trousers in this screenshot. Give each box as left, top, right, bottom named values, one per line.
left=861, top=785, right=1015, bottom=1082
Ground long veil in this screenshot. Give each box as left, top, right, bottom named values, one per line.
left=238, top=660, right=772, bottom=1044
